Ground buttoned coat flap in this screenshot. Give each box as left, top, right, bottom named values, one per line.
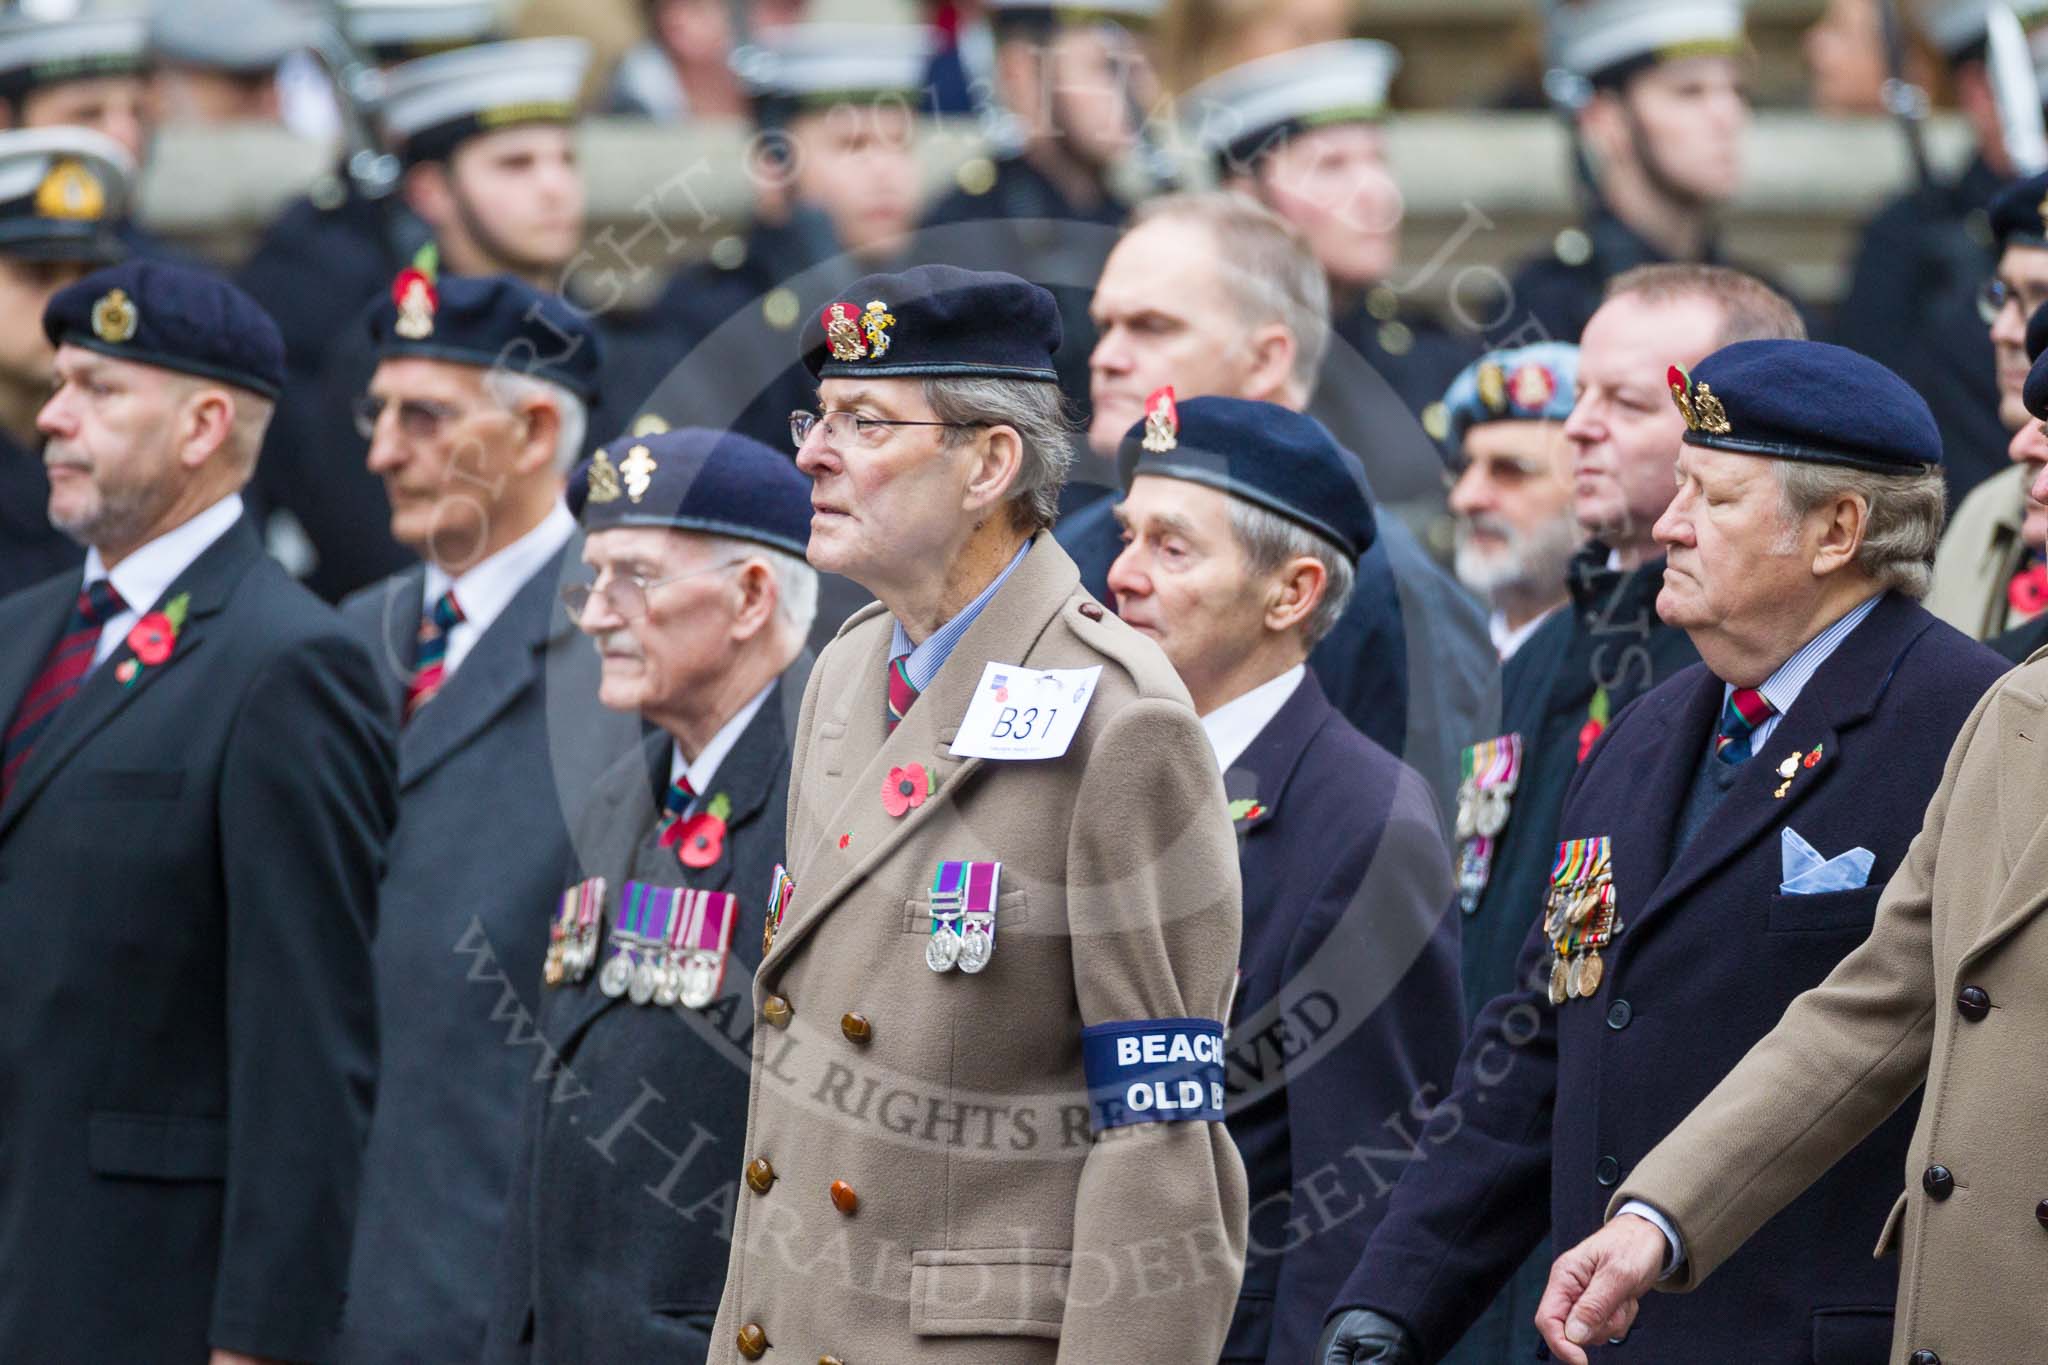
left=909, top=1247, right=1069, bottom=1339
left=900, top=884, right=1031, bottom=933
left=1873, top=1187, right=1908, bottom=1257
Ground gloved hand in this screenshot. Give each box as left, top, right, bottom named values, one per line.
left=1315, top=1309, right=1421, bottom=1364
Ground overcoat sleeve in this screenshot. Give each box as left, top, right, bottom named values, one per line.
left=210, top=629, right=397, bottom=1360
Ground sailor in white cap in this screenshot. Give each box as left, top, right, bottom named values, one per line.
left=0, top=4, right=149, bottom=162
left=147, top=0, right=320, bottom=124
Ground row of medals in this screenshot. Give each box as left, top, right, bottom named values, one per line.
left=1454, top=782, right=1511, bottom=843
left=596, top=931, right=723, bottom=1009
left=926, top=900, right=993, bottom=975
left=1544, top=878, right=1617, bottom=1005
left=544, top=922, right=596, bottom=989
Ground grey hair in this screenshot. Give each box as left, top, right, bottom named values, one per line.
left=484, top=369, right=589, bottom=474
left=1130, top=191, right=1332, bottom=401
left=696, top=532, right=820, bottom=638
left=1775, top=461, right=1947, bottom=600
left=922, top=375, right=1075, bottom=531
left=1227, top=499, right=1356, bottom=647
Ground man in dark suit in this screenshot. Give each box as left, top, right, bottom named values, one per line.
left=1066, top=190, right=1498, bottom=832
left=0, top=261, right=395, bottom=1363
left=1318, top=341, right=2010, bottom=1364
left=483, top=427, right=818, bottom=1362
left=336, top=270, right=642, bottom=1364
left=1105, top=395, right=1463, bottom=1365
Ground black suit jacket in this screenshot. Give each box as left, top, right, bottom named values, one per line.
left=1334, top=592, right=2008, bottom=1364
left=0, top=516, right=396, bottom=1363
left=1220, top=672, right=1464, bottom=1365
left=336, top=541, right=644, bottom=1365
left=483, top=662, right=805, bottom=1364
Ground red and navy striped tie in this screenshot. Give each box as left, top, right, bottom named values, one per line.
left=1714, top=686, right=1776, bottom=765
left=655, top=774, right=696, bottom=848
left=404, top=590, right=464, bottom=723
left=885, top=653, right=918, bottom=733
left=1, top=579, right=126, bottom=802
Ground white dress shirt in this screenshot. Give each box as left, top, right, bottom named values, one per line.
left=84, top=493, right=244, bottom=666
left=419, top=502, right=575, bottom=679
left=1199, top=664, right=1306, bottom=773
left=667, top=680, right=777, bottom=813
left=1491, top=605, right=1562, bottom=662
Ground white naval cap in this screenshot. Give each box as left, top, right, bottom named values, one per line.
left=0, top=9, right=148, bottom=100
left=338, top=0, right=502, bottom=61
left=983, top=0, right=1161, bottom=17
left=730, top=23, right=935, bottom=107
left=149, top=0, right=323, bottom=73
left=1182, top=39, right=1400, bottom=170
left=380, top=35, right=588, bottom=163
left=0, top=124, right=131, bottom=260
left=1550, top=0, right=1746, bottom=84
left=1923, top=0, right=2048, bottom=60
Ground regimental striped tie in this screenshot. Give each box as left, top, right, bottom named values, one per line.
left=885, top=653, right=919, bottom=733
left=655, top=774, right=697, bottom=848
left=404, top=590, right=464, bottom=722
left=1, top=579, right=126, bottom=802
left=1714, top=686, right=1776, bottom=765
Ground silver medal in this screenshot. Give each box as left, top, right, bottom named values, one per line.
left=628, top=955, right=657, bottom=1005
left=653, top=956, right=681, bottom=1008
left=958, top=923, right=992, bottom=974
left=926, top=924, right=962, bottom=973
left=679, top=952, right=720, bottom=1010
left=598, top=949, right=632, bottom=998
left=1475, top=788, right=1509, bottom=838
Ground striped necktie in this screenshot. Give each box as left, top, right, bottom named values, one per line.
left=2, top=579, right=126, bottom=802
left=885, top=653, right=919, bottom=733
left=655, top=774, right=697, bottom=848
left=1715, top=686, right=1776, bottom=765
left=404, top=590, right=464, bottom=722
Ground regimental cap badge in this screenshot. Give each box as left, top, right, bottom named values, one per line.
left=2037, top=190, right=2048, bottom=234
left=620, top=443, right=657, bottom=504
left=1141, top=385, right=1179, bottom=453
left=821, top=299, right=898, bottom=363
left=1477, top=361, right=1508, bottom=414
left=35, top=158, right=104, bottom=222
left=861, top=299, right=895, bottom=358
left=586, top=448, right=622, bottom=504
left=90, top=287, right=136, bottom=344
left=1666, top=364, right=1731, bottom=435
left=1511, top=362, right=1557, bottom=411
left=391, top=244, right=440, bottom=341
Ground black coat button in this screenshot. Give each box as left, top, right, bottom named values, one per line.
left=1606, top=1000, right=1632, bottom=1030
left=1957, top=986, right=1991, bottom=1022
left=1909, top=1351, right=1940, bottom=1365
left=1595, top=1155, right=1620, bottom=1187
left=2036, top=1199, right=2048, bottom=1230
left=1923, top=1165, right=1954, bottom=1200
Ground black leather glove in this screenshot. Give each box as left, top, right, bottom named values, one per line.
left=1316, top=1309, right=1421, bottom=1365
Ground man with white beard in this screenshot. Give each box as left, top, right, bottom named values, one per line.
left=1439, top=343, right=1584, bottom=661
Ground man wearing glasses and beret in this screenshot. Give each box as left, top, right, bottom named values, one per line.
left=337, top=266, right=641, bottom=1365
left=708, top=264, right=1247, bottom=1363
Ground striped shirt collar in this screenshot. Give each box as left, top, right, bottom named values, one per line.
left=1722, top=592, right=1883, bottom=750
left=888, top=536, right=1034, bottom=693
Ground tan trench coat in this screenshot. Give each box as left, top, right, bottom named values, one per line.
left=1614, top=649, right=2048, bottom=1364
left=709, top=535, right=1249, bottom=1363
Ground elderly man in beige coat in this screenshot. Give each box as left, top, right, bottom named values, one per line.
left=1537, top=385, right=2048, bottom=1365
left=707, top=265, right=1248, bottom=1364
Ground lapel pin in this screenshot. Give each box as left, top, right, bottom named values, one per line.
left=1773, top=743, right=1823, bottom=799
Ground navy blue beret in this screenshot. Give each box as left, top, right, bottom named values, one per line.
left=44, top=259, right=284, bottom=399
left=1669, top=340, right=1941, bottom=473
left=366, top=267, right=603, bottom=405
left=800, top=264, right=1061, bottom=383
left=1118, top=391, right=1376, bottom=559
left=1990, top=170, right=2048, bottom=253
left=2028, top=300, right=2048, bottom=364
left=2021, top=303, right=2048, bottom=417
left=570, top=427, right=812, bottom=557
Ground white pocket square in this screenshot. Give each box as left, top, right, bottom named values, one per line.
left=1779, top=827, right=1873, bottom=895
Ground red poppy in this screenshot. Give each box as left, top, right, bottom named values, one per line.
left=674, top=812, right=726, bottom=869
left=881, top=763, right=929, bottom=818
left=838, top=832, right=852, bottom=850
left=1803, top=749, right=1822, bottom=769
left=1576, top=717, right=1605, bottom=763
left=128, top=612, right=176, bottom=667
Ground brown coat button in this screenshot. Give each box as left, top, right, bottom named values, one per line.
left=1079, top=602, right=1103, bottom=620
left=763, top=995, right=793, bottom=1028
left=1957, top=986, right=1991, bottom=1022
left=830, top=1179, right=859, bottom=1214
left=1923, top=1164, right=1954, bottom=1200
left=840, top=1012, right=872, bottom=1044
left=745, top=1157, right=776, bottom=1194
left=737, top=1323, right=768, bottom=1359
left=819, top=1357, right=845, bottom=1364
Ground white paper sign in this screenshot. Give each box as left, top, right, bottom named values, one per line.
left=948, top=661, right=1102, bottom=760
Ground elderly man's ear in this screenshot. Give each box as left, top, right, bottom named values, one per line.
left=1808, top=492, right=1869, bottom=578
left=511, top=398, right=563, bottom=477
left=1263, top=556, right=1328, bottom=634
left=962, top=423, right=1025, bottom=515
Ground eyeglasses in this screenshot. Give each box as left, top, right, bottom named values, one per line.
left=789, top=408, right=985, bottom=450
left=559, top=558, right=746, bottom=621
left=353, top=394, right=481, bottom=441
left=1974, top=276, right=2048, bottom=327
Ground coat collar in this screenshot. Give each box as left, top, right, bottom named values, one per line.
left=0, top=516, right=264, bottom=837
left=1222, top=668, right=1330, bottom=832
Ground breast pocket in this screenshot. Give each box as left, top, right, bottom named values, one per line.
left=72, top=768, right=185, bottom=801
left=1766, top=885, right=1884, bottom=935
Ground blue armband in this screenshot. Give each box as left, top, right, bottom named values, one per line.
left=1079, top=1017, right=1227, bottom=1133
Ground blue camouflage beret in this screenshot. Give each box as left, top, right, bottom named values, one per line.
left=1434, top=341, right=1580, bottom=455
left=44, top=259, right=284, bottom=399
left=1669, top=340, right=1941, bottom=472
left=801, top=264, right=1061, bottom=383
left=569, top=427, right=812, bottom=557
left=1989, top=169, right=2048, bottom=253
left=1117, top=391, right=1377, bottom=559
left=366, top=264, right=603, bottom=405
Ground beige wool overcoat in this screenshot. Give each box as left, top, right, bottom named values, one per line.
left=1615, top=650, right=2048, bottom=1364
left=709, top=535, right=1249, bottom=1364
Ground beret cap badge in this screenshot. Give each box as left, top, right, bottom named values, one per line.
left=821, top=300, right=896, bottom=362
left=585, top=448, right=622, bottom=504
left=36, top=158, right=104, bottom=222
left=89, top=287, right=136, bottom=344
left=1511, top=362, right=1557, bottom=410
left=391, top=243, right=439, bottom=341
left=1141, top=385, right=1179, bottom=453
left=1667, top=364, right=1731, bottom=435
left=1476, top=361, right=1508, bottom=414
left=620, top=443, right=657, bottom=504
